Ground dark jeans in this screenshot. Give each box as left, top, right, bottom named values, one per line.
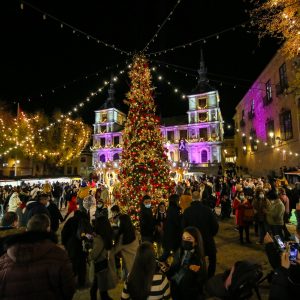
left=257, top=221, right=267, bottom=243
left=207, top=252, right=217, bottom=278
left=90, top=277, right=110, bottom=300
left=239, top=224, right=250, bottom=243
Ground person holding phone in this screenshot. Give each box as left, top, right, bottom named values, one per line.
left=264, top=233, right=300, bottom=299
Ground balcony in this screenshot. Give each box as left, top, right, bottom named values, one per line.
left=248, top=110, right=255, bottom=120
left=276, top=82, right=288, bottom=96
left=239, top=119, right=246, bottom=128
left=263, top=95, right=273, bottom=106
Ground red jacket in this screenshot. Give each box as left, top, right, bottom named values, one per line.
left=232, top=198, right=253, bottom=226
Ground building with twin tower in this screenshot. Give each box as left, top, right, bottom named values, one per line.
left=92, top=52, right=224, bottom=184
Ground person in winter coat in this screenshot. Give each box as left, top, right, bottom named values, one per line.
left=232, top=191, right=253, bottom=244
left=89, top=216, right=117, bottom=300
left=22, top=193, right=50, bottom=226
left=139, top=195, right=155, bottom=242
left=182, top=191, right=219, bottom=278
left=179, top=188, right=192, bottom=211
left=7, top=187, right=21, bottom=213
left=266, top=189, right=285, bottom=239
left=63, top=186, right=78, bottom=221
left=61, top=210, right=91, bottom=288
left=278, top=189, right=291, bottom=240
left=154, top=202, right=167, bottom=256
left=0, top=212, right=25, bottom=256
left=166, top=226, right=207, bottom=300
left=160, top=194, right=182, bottom=262
left=112, top=214, right=139, bottom=275
left=77, top=181, right=90, bottom=211
left=121, top=242, right=171, bottom=300
left=252, top=189, right=270, bottom=244
left=0, top=213, right=75, bottom=300
left=47, top=199, right=63, bottom=232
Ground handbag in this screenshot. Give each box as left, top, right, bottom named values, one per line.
left=243, top=207, right=254, bottom=222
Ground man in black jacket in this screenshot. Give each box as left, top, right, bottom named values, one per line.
left=139, top=195, right=154, bottom=242
left=182, top=191, right=219, bottom=278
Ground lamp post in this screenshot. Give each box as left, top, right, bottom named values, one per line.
left=14, top=160, right=20, bottom=177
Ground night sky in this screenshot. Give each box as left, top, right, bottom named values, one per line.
left=0, top=0, right=279, bottom=128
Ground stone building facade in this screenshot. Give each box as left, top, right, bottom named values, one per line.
left=234, top=50, right=300, bottom=177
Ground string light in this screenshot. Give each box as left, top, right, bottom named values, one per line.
left=143, top=0, right=182, bottom=52
left=20, top=1, right=131, bottom=56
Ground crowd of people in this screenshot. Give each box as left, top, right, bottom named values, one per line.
left=0, top=175, right=299, bottom=299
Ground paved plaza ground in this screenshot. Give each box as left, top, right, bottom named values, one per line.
left=72, top=208, right=282, bottom=300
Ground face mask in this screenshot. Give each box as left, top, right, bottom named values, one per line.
left=45, top=202, right=50, bottom=208
left=145, top=204, right=151, bottom=209
left=259, top=194, right=264, bottom=199
left=182, top=240, right=194, bottom=251
left=97, top=204, right=103, bottom=209
left=240, top=196, right=244, bottom=200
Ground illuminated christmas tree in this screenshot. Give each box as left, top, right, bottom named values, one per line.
left=119, top=55, right=173, bottom=220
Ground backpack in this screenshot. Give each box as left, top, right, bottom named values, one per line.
left=227, top=261, right=263, bottom=300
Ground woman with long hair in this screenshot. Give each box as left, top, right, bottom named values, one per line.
left=89, top=216, right=117, bottom=300
left=112, top=214, right=139, bottom=275
left=121, top=242, right=170, bottom=300
left=167, top=226, right=207, bottom=300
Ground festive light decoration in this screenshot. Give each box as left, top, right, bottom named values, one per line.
left=251, top=0, right=300, bottom=58
left=142, top=0, right=182, bottom=52
left=20, top=1, right=130, bottom=56
left=119, top=55, right=174, bottom=221
left=0, top=109, right=91, bottom=166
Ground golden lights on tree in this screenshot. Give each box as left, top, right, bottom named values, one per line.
left=119, top=55, right=174, bottom=221
left=0, top=109, right=91, bottom=166
left=251, top=0, right=300, bottom=58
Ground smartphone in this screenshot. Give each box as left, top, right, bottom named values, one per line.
left=289, top=243, right=299, bottom=262
left=274, top=235, right=285, bottom=251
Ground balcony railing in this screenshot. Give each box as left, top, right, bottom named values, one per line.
left=276, top=82, right=288, bottom=96
left=263, top=95, right=273, bottom=106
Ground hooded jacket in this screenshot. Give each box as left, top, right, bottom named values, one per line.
left=0, top=231, right=75, bottom=300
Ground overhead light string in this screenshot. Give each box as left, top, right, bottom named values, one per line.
left=142, top=0, right=183, bottom=53
left=20, top=1, right=131, bottom=56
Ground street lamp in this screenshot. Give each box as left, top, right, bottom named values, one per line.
left=14, top=160, right=20, bottom=177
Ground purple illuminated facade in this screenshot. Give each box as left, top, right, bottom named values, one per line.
left=234, top=50, right=300, bottom=176
left=92, top=54, right=224, bottom=176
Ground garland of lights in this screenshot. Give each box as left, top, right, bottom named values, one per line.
left=118, top=55, right=175, bottom=222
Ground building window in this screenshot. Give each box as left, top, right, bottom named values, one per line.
left=197, top=97, right=207, bottom=109
left=101, top=125, right=106, bottom=133
left=190, top=113, right=195, bottom=123
left=242, top=110, right=245, bottom=118
left=264, top=79, right=272, bottom=105
left=101, top=113, right=108, bottom=123
left=167, top=131, right=174, bottom=142
left=179, top=130, right=187, bottom=140
left=248, top=99, right=255, bottom=119
left=250, top=128, right=257, bottom=151
left=201, top=150, right=208, bottom=163
left=113, top=136, right=120, bottom=146
left=100, top=137, right=106, bottom=147
left=100, top=154, right=106, bottom=162
left=199, top=127, right=208, bottom=140
left=280, top=110, right=293, bottom=141
left=265, top=119, right=275, bottom=144
left=198, top=112, right=207, bottom=122
left=279, top=63, right=288, bottom=89
left=113, top=153, right=119, bottom=161
left=74, top=167, right=78, bottom=175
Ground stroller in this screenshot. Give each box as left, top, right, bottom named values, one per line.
left=205, top=260, right=263, bottom=300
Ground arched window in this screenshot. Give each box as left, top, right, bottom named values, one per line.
left=201, top=150, right=208, bottom=163
left=113, top=153, right=119, bottom=161
left=99, top=154, right=106, bottom=163
left=170, top=151, right=174, bottom=161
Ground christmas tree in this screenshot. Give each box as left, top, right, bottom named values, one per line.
left=119, top=55, right=173, bottom=221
